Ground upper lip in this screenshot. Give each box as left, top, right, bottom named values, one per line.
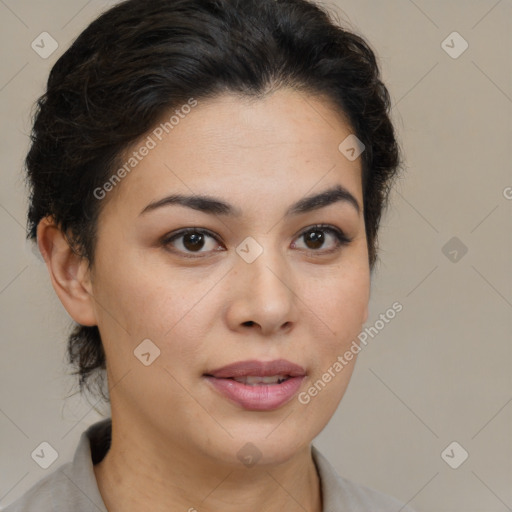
left=204, top=359, right=306, bottom=379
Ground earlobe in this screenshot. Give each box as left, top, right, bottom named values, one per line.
left=37, top=217, right=97, bottom=326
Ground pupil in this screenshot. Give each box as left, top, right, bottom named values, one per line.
left=306, top=230, right=324, bottom=249
left=184, top=233, right=204, bottom=251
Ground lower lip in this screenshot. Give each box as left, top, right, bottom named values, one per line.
left=204, top=376, right=305, bottom=411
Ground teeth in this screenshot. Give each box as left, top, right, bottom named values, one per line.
left=233, top=375, right=289, bottom=385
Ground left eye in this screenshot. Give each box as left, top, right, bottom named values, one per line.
left=292, top=225, right=351, bottom=253
left=162, top=225, right=350, bottom=258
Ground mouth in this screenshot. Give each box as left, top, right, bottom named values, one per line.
left=225, top=375, right=291, bottom=385
left=203, top=359, right=306, bottom=411
left=204, top=358, right=306, bottom=379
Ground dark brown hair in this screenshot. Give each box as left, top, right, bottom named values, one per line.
left=25, top=0, right=402, bottom=401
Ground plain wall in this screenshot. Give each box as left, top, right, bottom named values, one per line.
left=0, top=1, right=510, bottom=510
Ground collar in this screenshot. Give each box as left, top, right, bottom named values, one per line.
left=71, top=417, right=411, bottom=512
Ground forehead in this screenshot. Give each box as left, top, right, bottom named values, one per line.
left=101, top=88, right=363, bottom=218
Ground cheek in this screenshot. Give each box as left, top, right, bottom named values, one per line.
left=91, top=250, right=219, bottom=368
left=300, top=260, right=369, bottom=405
left=304, top=263, right=369, bottom=338
left=296, top=272, right=368, bottom=431
left=92, top=242, right=182, bottom=330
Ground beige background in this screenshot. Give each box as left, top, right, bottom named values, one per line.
left=0, top=1, right=511, bottom=510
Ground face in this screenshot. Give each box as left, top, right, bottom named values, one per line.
left=87, top=88, right=370, bottom=466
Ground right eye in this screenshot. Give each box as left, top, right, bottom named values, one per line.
left=161, top=228, right=225, bottom=258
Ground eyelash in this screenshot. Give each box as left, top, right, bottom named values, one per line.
left=161, top=224, right=352, bottom=259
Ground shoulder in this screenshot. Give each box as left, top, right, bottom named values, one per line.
left=2, top=419, right=110, bottom=512
left=2, top=463, right=73, bottom=512
left=311, top=445, right=417, bottom=512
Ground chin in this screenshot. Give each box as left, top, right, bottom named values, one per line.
left=200, top=423, right=311, bottom=469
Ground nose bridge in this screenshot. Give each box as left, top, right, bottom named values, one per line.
left=231, top=234, right=298, bottom=330
left=239, top=235, right=289, bottom=294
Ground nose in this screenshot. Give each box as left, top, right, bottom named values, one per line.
left=224, top=241, right=300, bottom=336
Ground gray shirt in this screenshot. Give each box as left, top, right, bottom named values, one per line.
left=3, top=418, right=416, bottom=512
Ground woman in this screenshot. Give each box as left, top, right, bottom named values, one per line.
left=5, top=0, right=414, bottom=510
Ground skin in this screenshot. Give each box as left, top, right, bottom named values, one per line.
left=38, top=87, right=370, bottom=512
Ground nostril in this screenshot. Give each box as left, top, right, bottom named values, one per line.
left=243, top=321, right=255, bottom=327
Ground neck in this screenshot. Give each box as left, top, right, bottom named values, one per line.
left=93, top=416, right=322, bottom=512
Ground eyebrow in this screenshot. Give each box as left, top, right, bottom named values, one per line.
left=139, top=184, right=360, bottom=218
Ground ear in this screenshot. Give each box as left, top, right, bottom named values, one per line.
left=37, top=217, right=97, bottom=326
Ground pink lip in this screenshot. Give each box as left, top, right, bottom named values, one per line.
left=205, top=359, right=306, bottom=379
left=204, top=359, right=306, bottom=411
